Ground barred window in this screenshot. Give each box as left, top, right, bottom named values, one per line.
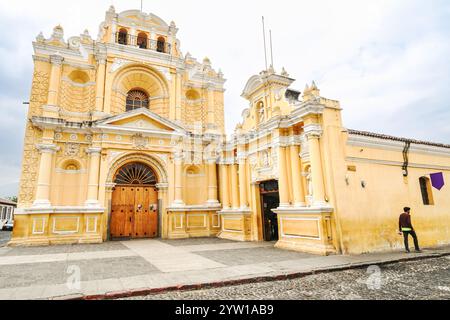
left=419, top=177, right=434, bottom=205
left=126, top=89, right=149, bottom=111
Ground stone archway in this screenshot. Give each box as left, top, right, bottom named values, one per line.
left=106, top=153, right=169, bottom=240
left=109, top=64, right=170, bottom=117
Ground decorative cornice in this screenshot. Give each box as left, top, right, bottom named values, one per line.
left=50, top=54, right=64, bottom=65
left=347, top=134, right=450, bottom=157
left=86, top=147, right=102, bottom=155
left=35, top=143, right=60, bottom=154
left=303, top=123, right=323, bottom=139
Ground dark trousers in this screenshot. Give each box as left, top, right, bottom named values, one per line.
left=403, top=230, right=420, bottom=251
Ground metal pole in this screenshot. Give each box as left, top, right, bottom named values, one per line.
left=269, top=30, right=274, bottom=68
left=262, top=17, right=268, bottom=71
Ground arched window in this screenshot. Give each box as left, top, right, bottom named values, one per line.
left=137, top=32, right=148, bottom=49
left=126, top=89, right=149, bottom=111
left=419, top=177, right=434, bottom=205
left=157, top=37, right=166, bottom=53
left=118, top=28, right=128, bottom=45
left=114, top=163, right=157, bottom=185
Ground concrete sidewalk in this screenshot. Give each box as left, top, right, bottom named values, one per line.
left=0, top=238, right=448, bottom=300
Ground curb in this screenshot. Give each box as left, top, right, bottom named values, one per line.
left=59, top=251, right=450, bottom=301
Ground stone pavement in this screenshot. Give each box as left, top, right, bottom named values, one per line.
left=0, top=238, right=448, bottom=300
left=0, top=231, right=11, bottom=247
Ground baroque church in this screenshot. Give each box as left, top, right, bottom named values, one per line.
left=11, top=7, right=450, bottom=255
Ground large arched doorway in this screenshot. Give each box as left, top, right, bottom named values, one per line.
left=110, top=162, right=159, bottom=240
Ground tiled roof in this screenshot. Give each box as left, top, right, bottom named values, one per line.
left=0, top=198, right=16, bottom=206
left=348, top=129, right=450, bottom=149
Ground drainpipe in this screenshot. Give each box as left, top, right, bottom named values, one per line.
left=402, top=141, right=411, bottom=177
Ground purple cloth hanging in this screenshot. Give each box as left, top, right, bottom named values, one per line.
left=430, top=172, right=445, bottom=191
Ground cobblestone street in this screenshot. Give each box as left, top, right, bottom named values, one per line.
left=124, top=257, right=450, bottom=300
left=0, top=237, right=448, bottom=300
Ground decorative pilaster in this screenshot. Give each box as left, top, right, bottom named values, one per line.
left=94, top=55, right=107, bottom=117
left=206, top=159, right=219, bottom=205
left=304, top=123, right=327, bottom=206
left=33, top=144, right=59, bottom=208
left=290, top=144, right=306, bottom=207
left=44, top=54, right=63, bottom=117
left=238, top=158, right=248, bottom=209
left=220, top=165, right=230, bottom=209
left=85, top=148, right=102, bottom=207
left=278, top=146, right=290, bottom=207
left=172, top=151, right=185, bottom=207
left=230, top=163, right=240, bottom=210
left=206, top=86, right=215, bottom=133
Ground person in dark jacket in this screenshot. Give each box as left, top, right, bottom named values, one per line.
left=398, top=207, right=421, bottom=253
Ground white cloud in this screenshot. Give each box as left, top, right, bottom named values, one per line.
left=0, top=0, right=449, bottom=196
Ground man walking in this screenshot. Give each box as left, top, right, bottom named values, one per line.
left=398, top=207, right=421, bottom=253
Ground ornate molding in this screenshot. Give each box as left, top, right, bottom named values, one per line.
left=36, top=144, right=60, bottom=154
left=303, top=123, right=323, bottom=139
left=64, top=143, right=81, bottom=157
left=50, top=54, right=64, bottom=66
left=86, top=147, right=102, bottom=155
left=109, top=58, right=132, bottom=73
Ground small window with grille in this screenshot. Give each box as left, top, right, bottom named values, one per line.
left=126, top=89, right=150, bottom=111
left=419, top=176, right=434, bottom=205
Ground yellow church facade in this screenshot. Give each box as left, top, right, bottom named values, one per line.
left=11, top=7, right=450, bottom=255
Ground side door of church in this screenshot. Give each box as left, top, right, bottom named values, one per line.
left=132, top=186, right=158, bottom=238
left=111, top=186, right=134, bottom=239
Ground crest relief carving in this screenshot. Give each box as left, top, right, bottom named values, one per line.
left=132, top=134, right=149, bottom=150
left=64, top=143, right=81, bottom=157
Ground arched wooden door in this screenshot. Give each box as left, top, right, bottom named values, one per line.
left=110, top=162, right=159, bottom=240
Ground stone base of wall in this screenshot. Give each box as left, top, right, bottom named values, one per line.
left=166, top=207, right=222, bottom=240
left=9, top=208, right=105, bottom=247
left=273, top=206, right=336, bottom=256
left=217, top=210, right=252, bottom=242
left=8, top=235, right=103, bottom=247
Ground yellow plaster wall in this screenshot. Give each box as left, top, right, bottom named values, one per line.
left=184, top=165, right=207, bottom=205
left=334, top=145, right=450, bottom=254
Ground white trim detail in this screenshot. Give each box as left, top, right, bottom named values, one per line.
left=279, top=217, right=321, bottom=240
left=347, top=135, right=450, bottom=157
left=86, top=216, right=98, bottom=233
left=32, top=218, right=46, bottom=235
left=186, top=214, right=208, bottom=229
left=52, top=216, right=80, bottom=235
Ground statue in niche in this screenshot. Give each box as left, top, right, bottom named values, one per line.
left=258, top=105, right=265, bottom=123
left=261, top=150, right=270, bottom=168
left=306, top=168, right=313, bottom=197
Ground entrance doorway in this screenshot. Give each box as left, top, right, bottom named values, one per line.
left=260, top=180, right=280, bottom=242
left=110, top=162, right=159, bottom=240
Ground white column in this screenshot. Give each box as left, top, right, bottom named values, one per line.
left=33, top=144, right=58, bottom=208
left=85, top=148, right=102, bottom=207
left=305, top=124, right=327, bottom=207
left=206, top=159, right=219, bottom=205
left=172, top=151, right=185, bottom=207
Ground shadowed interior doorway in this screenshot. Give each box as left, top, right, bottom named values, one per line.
left=260, top=180, right=280, bottom=242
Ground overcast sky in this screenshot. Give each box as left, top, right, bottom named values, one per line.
left=0, top=0, right=449, bottom=197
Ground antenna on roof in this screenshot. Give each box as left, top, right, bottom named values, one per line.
left=269, top=29, right=274, bottom=69
left=262, top=16, right=268, bottom=71
left=140, top=0, right=143, bottom=12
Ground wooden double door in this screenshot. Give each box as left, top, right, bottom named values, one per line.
left=110, top=186, right=159, bottom=240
